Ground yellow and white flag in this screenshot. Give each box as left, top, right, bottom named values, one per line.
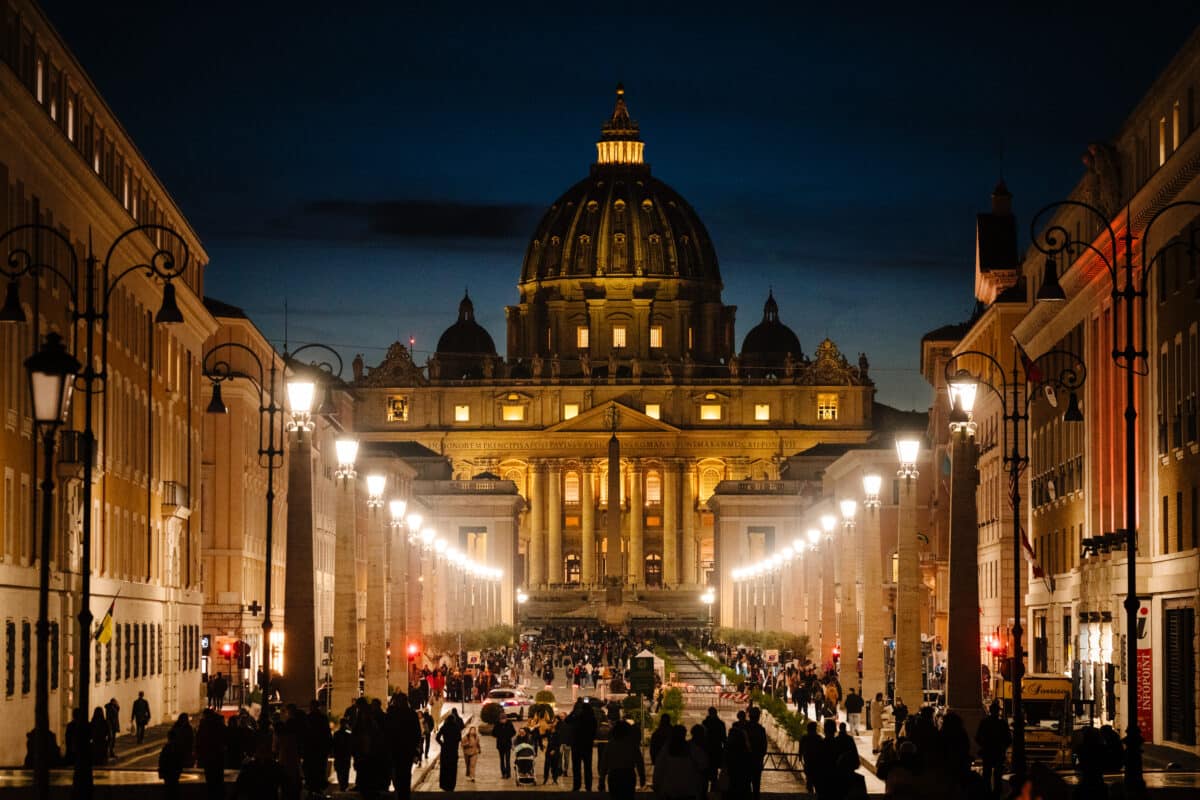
left=95, top=596, right=116, bottom=645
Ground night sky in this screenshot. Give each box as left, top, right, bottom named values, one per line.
left=40, top=2, right=1200, bottom=409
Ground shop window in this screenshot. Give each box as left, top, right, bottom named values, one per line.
left=817, top=393, right=839, bottom=421
left=563, top=403, right=579, bottom=420
left=454, top=404, right=470, bottom=422
left=644, top=403, right=661, bottom=420
left=754, top=403, right=770, bottom=421
left=387, top=395, right=410, bottom=422
left=650, top=325, right=663, bottom=349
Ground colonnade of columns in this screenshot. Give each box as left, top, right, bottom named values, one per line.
left=523, top=458, right=701, bottom=589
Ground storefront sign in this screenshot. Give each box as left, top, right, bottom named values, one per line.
left=1136, top=598, right=1153, bottom=743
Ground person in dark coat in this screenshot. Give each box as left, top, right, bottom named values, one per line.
left=332, top=717, right=354, bottom=792
left=745, top=707, right=769, bottom=800
left=385, top=692, right=423, bottom=800
left=975, top=700, right=1011, bottom=795
left=158, top=724, right=187, bottom=800
left=701, top=706, right=726, bottom=793
left=233, top=732, right=285, bottom=800
left=132, top=691, right=152, bottom=743
left=89, top=708, right=110, bottom=766
left=64, top=708, right=88, bottom=766
left=649, top=713, right=673, bottom=764
left=493, top=713, right=517, bottom=778
left=196, top=708, right=227, bottom=800
left=302, top=701, right=332, bottom=795
left=722, top=724, right=753, bottom=800
left=567, top=698, right=598, bottom=791
left=225, top=715, right=244, bottom=769
left=104, top=698, right=120, bottom=757
left=435, top=708, right=464, bottom=791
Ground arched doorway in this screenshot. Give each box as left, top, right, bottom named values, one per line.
left=644, top=553, right=663, bottom=587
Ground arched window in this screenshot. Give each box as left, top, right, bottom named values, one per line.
left=644, top=554, right=663, bottom=587
left=565, top=554, right=582, bottom=585
left=645, top=472, right=662, bottom=505
left=564, top=472, right=580, bottom=504
left=698, top=466, right=723, bottom=503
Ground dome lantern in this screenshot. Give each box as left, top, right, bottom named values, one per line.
left=596, top=83, right=644, bottom=166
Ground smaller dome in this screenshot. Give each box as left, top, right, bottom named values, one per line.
left=436, top=292, right=496, bottom=357
left=740, top=291, right=803, bottom=374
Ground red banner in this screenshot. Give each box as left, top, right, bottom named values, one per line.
left=1136, top=599, right=1153, bottom=743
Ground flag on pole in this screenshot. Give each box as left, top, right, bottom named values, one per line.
left=95, top=596, right=116, bottom=644
left=1013, top=339, right=1043, bottom=384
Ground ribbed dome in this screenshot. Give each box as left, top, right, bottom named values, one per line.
left=436, top=292, right=496, bottom=357
left=740, top=291, right=803, bottom=371
left=519, top=86, right=720, bottom=288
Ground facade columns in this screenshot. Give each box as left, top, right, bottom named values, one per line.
left=581, top=463, right=596, bottom=586
left=528, top=463, right=546, bottom=588
left=947, top=432, right=982, bottom=738
left=842, top=519, right=860, bottom=689
left=895, top=473, right=922, bottom=709
left=629, top=462, right=643, bottom=587
left=548, top=462, right=562, bottom=585
left=680, top=461, right=695, bottom=587
left=821, top=539, right=836, bottom=665
left=364, top=502, right=387, bottom=701
left=861, top=498, right=886, bottom=707
left=331, top=476, right=358, bottom=711
left=389, top=524, right=409, bottom=695
left=805, top=547, right=818, bottom=648
left=663, top=463, right=679, bottom=587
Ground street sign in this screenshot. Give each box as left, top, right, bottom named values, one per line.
left=468, top=651, right=481, bottom=666
left=629, top=656, right=655, bottom=697
left=764, top=649, right=779, bottom=664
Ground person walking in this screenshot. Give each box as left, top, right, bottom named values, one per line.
left=975, top=699, right=1011, bottom=795
left=196, top=708, right=227, bottom=800
left=649, top=713, right=673, bottom=764
left=844, top=688, right=864, bottom=736
left=435, top=708, right=465, bottom=791
left=332, top=717, right=353, bottom=792
left=132, top=691, right=152, bottom=744
left=462, top=726, right=482, bottom=782
left=543, top=721, right=563, bottom=785
left=599, top=718, right=645, bottom=800
left=386, top=692, right=423, bottom=800
left=90, top=708, right=110, bottom=766
left=744, top=707, right=768, bottom=800
left=302, top=701, right=332, bottom=796
left=104, top=697, right=120, bottom=758
left=869, top=693, right=885, bottom=753
left=158, top=722, right=187, bottom=800
left=420, top=708, right=434, bottom=763
left=494, top=713, right=517, bottom=778
left=701, top=706, right=726, bottom=793
left=567, top=698, right=597, bottom=791
left=892, top=696, right=909, bottom=741
left=653, top=725, right=700, bottom=800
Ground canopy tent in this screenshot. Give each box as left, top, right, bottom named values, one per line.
left=635, top=648, right=665, bottom=680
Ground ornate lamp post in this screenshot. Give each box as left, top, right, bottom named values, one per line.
left=1029, top=198, right=1200, bottom=790
left=204, top=340, right=344, bottom=709
left=944, top=347, right=1086, bottom=781
left=26, top=333, right=80, bottom=800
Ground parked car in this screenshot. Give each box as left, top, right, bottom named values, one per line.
left=487, top=687, right=533, bottom=718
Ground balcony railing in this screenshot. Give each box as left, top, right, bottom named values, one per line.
left=161, top=481, right=189, bottom=508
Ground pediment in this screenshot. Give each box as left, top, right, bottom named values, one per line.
left=545, top=401, right=679, bottom=434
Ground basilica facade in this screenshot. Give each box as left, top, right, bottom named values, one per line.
left=353, top=87, right=876, bottom=616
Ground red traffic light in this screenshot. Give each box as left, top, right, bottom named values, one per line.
left=407, top=642, right=419, bottom=658
left=987, top=636, right=1002, bottom=654
left=221, top=642, right=233, bottom=655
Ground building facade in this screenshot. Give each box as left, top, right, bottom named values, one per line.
left=353, top=87, right=877, bottom=623
left=0, top=0, right=213, bottom=761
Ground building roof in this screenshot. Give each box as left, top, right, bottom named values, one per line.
left=203, top=296, right=248, bottom=319
left=920, top=321, right=971, bottom=343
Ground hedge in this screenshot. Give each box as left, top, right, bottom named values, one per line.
left=751, top=690, right=811, bottom=743
left=534, top=689, right=557, bottom=704
left=479, top=702, right=504, bottom=725
left=661, top=687, right=684, bottom=726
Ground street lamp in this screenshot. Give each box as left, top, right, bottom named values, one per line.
left=26, top=333, right=80, bottom=800
left=366, top=474, right=387, bottom=508
left=944, top=346, right=1086, bottom=781
left=1029, top=198, right=1199, bottom=790
left=2, top=222, right=192, bottom=784
left=204, top=339, right=344, bottom=710
left=389, top=499, right=408, bottom=528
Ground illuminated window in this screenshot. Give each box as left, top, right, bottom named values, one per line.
left=649, top=325, right=663, bottom=349
left=688, top=327, right=694, bottom=349
left=646, top=472, right=662, bottom=504
left=700, top=404, right=722, bottom=421
left=754, top=403, right=770, bottom=421
left=817, top=393, right=839, bottom=421
left=502, top=404, right=525, bottom=421
left=67, top=99, right=74, bottom=141
left=564, top=472, right=580, bottom=504
left=454, top=404, right=470, bottom=422
left=612, top=326, right=627, bottom=349
left=699, top=467, right=722, bottom=502
left=576, top=326, right=589, bottom=349
left=1159, top=116, right=1167, bottom=166
left=563, top=403, right=579, bottom=420
left=1173, top=101, right=1181, bottom=151
left=35, top=59, right=43, bottom=103
left=644, top=403, right=661, bottom=420
left=387, top=395, right=410, bottom=422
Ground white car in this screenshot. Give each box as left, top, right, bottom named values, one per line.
left=486, top=688, right=533, bottom=718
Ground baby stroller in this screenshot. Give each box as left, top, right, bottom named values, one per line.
left=513, top=742, right=537, bottom=786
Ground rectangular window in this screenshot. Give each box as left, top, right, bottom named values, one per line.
left=1192, top=486, right=1198, bottom=550
left=612, top=326, right=627, bottom=349
left=386, top=395, right=410, bottom=423
left=817, top=393, right=839, bottom=421
left=21, top=621, right=30, bottom=694
left=564, top=473, right=580, bottom=504
left=646, top=473, right=662, bottom=504
left=563, top=403, right=579, bottom=420
left=454, top=404, right=470, bottom=422
left=5, top=621, right=13, bottom=696
left=687, top=327, right=694, bottom=349
left=1160, top=117, right=1168, bottom=166
left=644, top=403, right=661, bottom=420
left=576, top=326, right=589, bottom=349
left=501, top=404, right=525, bottom=422
left=649, top=325, right=663, bottom=349
left=1178, top=491, right=1185, bottom=552
left=754, top=403, right=770, bottom=421
left=1164, top=494, right=1171, bottom=553
left=1174, top=101, right=1182, bottom=150
left=699, top=404, right=722, bottom=421
left=132, top=623, right=139, bottom=679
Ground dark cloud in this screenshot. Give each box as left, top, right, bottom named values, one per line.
left=292, top=200, right=541, bottom=241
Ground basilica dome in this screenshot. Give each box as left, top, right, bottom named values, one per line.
left=519, top=86, right=721, bottom=291
left=739, top=291, right=803, bottom=375
left=433, top=292, right=497, bottom=379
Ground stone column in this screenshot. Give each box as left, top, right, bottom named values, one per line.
left=843, top=519, right=861, bottom=692
left=947, top=432, right=982, bottom=742
left=331, top=476, right=359, bottom=711
left=547, top=462, right=562, bottom=585
left=581, top=463, right=596, bottom=586
left=768, top=571, right=783, bottom=631
left=364, top=503, right=387, bottom=701
left=680, top=462, right=695, bottom=587
left=805, top=547, right=818, bottom=651
left=628, top=462, right=643, bottom=587
left=528, top=464, right=545, bottom=587
left=663, top=463, right=679, bottom=589
left=605, top=438, right=621, bottom=582
left=862, top=498, right=886, bottom=706
left=389, top=523, right=409, bottom=695
left=281, top=437, right=316, bottom=703
left=821, top=539, right=836, bottom=664
left=895, top=473, right=922, bottom=709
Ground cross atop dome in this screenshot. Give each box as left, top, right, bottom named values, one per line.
left=596, top=83, right=645, bottom=166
